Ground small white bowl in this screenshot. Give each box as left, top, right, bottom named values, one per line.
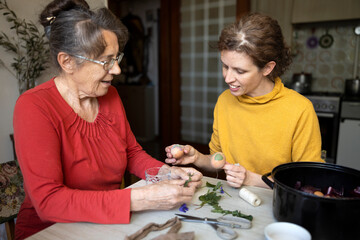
left=264, top=222, right=311, bottom=240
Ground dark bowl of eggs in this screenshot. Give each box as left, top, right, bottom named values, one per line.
left=262, top=162, right=360, bottom=240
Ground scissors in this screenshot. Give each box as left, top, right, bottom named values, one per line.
left=175, top=214, right=251, bottom=240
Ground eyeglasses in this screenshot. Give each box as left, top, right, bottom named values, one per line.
left=73, top=52, right=124, bottom=72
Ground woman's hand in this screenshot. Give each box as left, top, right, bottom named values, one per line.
left=222, top=163, right=247, bottom=188
left=169, top=166, right=203, bottom=189
left=222, top=163, right=271, bottom=188
left=130, top=178, right=199, bottom=211
left=165, top=144, right=198, bottom=165
left=130, top=165, right=203, bottom=211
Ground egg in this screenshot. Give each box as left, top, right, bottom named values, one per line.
left=170, top=144, right=184, bottom=159
left=210, top=152, right=226, bottom=169
left=314, top=191, right=324, bottom=197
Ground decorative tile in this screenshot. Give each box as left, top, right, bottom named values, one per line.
left=291, top=23, right=359, bottom=92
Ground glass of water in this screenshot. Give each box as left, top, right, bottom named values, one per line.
left=145, top=167, right=171, bottom=184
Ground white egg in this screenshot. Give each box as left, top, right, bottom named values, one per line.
left=171, top=144, right=184, bottom=159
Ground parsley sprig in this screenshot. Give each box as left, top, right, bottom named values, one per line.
left=206, top=182, right=231, bottom=197
left=184, top=173, right=194, bottom=187
left=198, top=181, right=253, bottom=221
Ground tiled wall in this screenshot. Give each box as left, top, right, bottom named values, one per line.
left=282, top=22, right=360, bottom=93
left=179, top=1, right=360, bottom=144
left=180, top=0, right=236, bottom=144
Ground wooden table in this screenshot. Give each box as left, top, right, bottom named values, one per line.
left=27, top=177, right=276, bottom=239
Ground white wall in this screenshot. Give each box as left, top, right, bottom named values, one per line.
left=0, top=0, right=107, bottom=164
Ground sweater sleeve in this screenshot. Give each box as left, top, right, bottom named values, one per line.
left=292, top=104, right=324, bottom=163
left=124, top=118, right=164, bottom=179
left=110, top=88, right=164, bottom=179
left=14, top=94, right=133, bottom=224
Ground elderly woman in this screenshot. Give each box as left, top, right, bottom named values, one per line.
left=13, top=0, right=202, bottom=239
left=165, top=13, right=324, bottom=188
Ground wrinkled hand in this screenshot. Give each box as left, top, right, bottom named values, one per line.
left=131, top=179, right=199, bottom=211
left=165, top=144, right=198, bottom=165
left=222, top=163, right=247, bottom=188
left=170, top=166, right=203, bottom=188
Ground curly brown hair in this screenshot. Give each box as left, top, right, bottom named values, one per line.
left=217, top=13, right=292, bottom=81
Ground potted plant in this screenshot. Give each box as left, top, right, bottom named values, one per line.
left=0, top=0, right=49, bottom=94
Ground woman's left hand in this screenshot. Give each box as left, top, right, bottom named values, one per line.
left=169, top=166, right=203, bottom=188
left=222, top=163, right=247, bottom=188
left=222, top=163, right=270, bottom=188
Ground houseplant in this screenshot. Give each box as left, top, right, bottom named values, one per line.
left=0, top=0, right=49, bottom=94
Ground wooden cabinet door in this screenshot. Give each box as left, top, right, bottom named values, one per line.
left=292, top=0, right=360, bottom=23
left=251, top=0, right=294, bottom=49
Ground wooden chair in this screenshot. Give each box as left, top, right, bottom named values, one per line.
left=9, top=134, right=16, bottom=160
left=0, top=159, right=24, bottom=240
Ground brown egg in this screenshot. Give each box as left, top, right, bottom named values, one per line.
left=314, top=191, right=324, bottom=197
left=210, top=152, right=226, bottom=169
left=170, top=144, right=184, bottom=159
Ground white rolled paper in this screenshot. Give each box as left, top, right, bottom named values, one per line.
left=239, top=187, right=262, bottom=207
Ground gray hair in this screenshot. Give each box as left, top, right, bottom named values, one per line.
left=40, top=0, right=128, bottom=70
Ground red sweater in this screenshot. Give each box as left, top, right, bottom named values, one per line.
left=13, top=79, right=164, bottom=239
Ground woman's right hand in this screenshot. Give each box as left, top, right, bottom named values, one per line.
left=130, top=179, right=198, bottom=211
left=165, top=144, right=198, bottom=165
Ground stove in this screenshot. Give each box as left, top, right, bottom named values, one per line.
left=304, top=94, right=341, bottom=114
left=303, top=92, right=342, bottom=164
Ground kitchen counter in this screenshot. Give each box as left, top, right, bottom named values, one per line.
left=27, top=177, right=276, bottom=240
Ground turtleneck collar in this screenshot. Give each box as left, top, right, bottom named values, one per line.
left=236, top=77, right=284, bottom=104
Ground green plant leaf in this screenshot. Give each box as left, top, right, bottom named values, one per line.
left=198, top=181, right=253, bottom=221
left=0, top=0, right=49, bottom=93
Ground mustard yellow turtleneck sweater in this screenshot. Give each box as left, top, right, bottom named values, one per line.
left=209, top=77, right=324, bottom=175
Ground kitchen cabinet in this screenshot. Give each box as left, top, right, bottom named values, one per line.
left=251, top=0, right=360, bottom=45
left=251, top=0, right=293, bottom=47
left=336, top=119, right=360, bottom=171
left=336, top=101, right=360, bottom=171
left=292, top=0, right=360, bottom=24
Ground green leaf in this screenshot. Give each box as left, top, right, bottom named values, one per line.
left=198, top=181, right=253, bottom=222
left=206, top=182, right=216, bottom=188
left=0, top=0, right=49, bottom=93
left=184, top=173, right=193, bottom=187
